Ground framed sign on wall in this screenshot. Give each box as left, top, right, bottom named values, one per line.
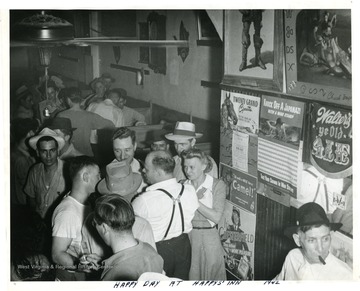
left=284, top=9, right=352, bottom=107
left=222, top=10, right=284, bottom=92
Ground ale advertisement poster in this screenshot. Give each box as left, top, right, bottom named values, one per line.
left=309, top=103, right=352, bottom=179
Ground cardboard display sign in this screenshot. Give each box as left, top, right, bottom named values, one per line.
left=218, top=202, right=256, bottom=280
left=258, top=96, right=305, bottom=198
left=310, top=103, right=352, bottom=179
left=220, top=163, right=257, bottom=214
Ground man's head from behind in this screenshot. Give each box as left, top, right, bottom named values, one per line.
left=285, top=202, right=342, bottom=265
left=65, top=87, right=83, bottom=106
left=93, top=194, right=135, bottom=245
left=68, top=156, right=100, bottom=193
left=143, top=150, right=175, bottom=185
left=112, top=127, right=137, bottom=163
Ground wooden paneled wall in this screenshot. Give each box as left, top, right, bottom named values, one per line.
left=254, top=194, right=297, bottom=280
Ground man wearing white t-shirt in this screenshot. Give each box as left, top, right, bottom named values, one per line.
left=52, top=156, right=102, bottom=281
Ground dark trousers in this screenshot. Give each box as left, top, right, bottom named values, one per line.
left=156, top=233, right=191, bottom=280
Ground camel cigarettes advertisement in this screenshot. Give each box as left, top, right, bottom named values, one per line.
left=220, top=91, right=260, bottom=134
left=220, top=163, right=257, bottom=214
left=258, top=96, right=305, bottom=198
left=218, top=202, right=256, bottom=280
left=309, top=103, right=352, bottom=179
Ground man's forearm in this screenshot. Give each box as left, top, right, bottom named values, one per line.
left=52, top=251, right=78, bottom=270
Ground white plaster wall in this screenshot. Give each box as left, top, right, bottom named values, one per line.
left=98, top=10, right=223, bottom=122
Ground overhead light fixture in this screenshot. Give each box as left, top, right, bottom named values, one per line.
left=13, top=11, right=74, bottom=100
left=13, top=11, right=74, bottom=43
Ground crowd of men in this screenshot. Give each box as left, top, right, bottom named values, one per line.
left=10, top=73, right=353, bottom=282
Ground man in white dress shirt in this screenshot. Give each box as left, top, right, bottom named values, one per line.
left=86, top=89, right=125, bottom=127
left=132, top=150, right=198, bottom=279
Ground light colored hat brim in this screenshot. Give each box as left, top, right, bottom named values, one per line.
left=165, top=133, right=203, bottom=141
left=29, top=132, right=65, bottom=151
left=97, top=172, right=142, bottom=196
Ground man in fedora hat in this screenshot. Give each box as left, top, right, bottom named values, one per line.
left=81, top=160, right=157, bottom=262
left=24, top=128, right=68, bottom=221
left=49, top=117, right=83, bottom=160
left=52, top=156, right=102, bottom=281
left=165, top=121, right=218, bottom=181
left=132, top=150, right=199, bottom=279
left=97, top=160, right=143, bottom=202
left=275, top=202, right=352, bottom=280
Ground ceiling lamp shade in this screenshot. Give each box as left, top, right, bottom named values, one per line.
left=13, top=11, right=74, bottom=43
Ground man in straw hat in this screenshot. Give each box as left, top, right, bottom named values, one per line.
left=49, top=117, right=83, bottom=160
left=165, top=121, right=218, bottom=181
left=81, top=161, right=157, bottom=263
left=275, top=202, right=352, bottom=280
left=93, top=194, right=164, bottom=281
left=25, top=128, right=68, bottom=221
left=52, top=156, right=102, bottom=281
left=132, top=150, right=199, bottom=279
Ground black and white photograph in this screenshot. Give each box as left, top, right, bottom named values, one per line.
left=2, top=2, right=358, bottom=290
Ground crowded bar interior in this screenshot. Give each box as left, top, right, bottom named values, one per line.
left=8, top=8, right=354, bottom=283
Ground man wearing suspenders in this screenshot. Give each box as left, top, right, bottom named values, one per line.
left=132, top=151, right=199, bottom=279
